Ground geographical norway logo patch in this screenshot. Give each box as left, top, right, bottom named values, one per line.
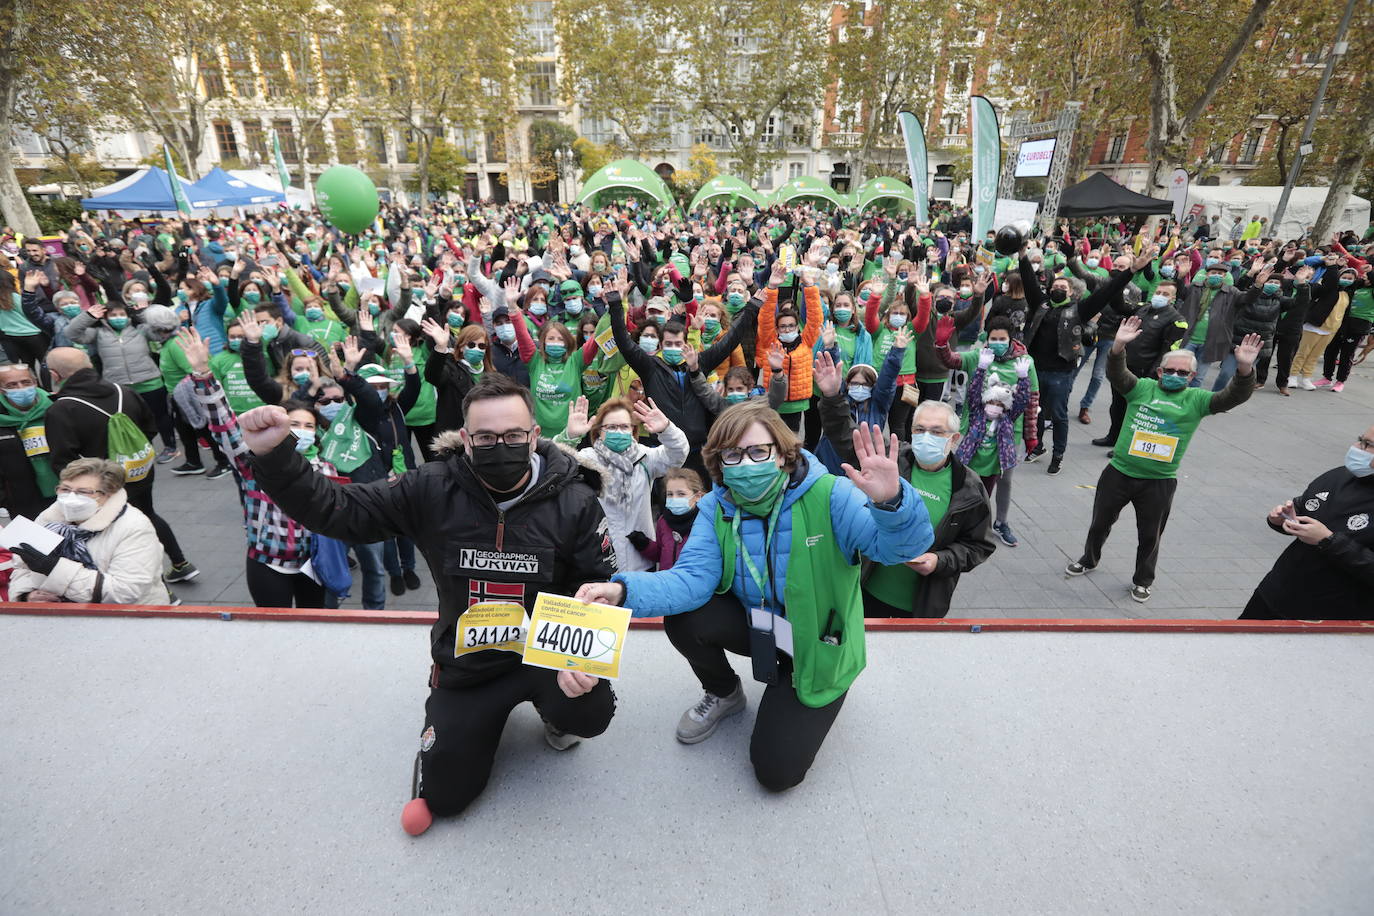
left=421, top=726, right=436, bottom=751
left=1349, top=513, right=1369, bottom=532
left=459, top=549, right=540, bottom=574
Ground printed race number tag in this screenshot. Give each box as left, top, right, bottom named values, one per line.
left=1128, top=430, right=1179, bottom=462
left=19, top=424, right=48, bottom=458
left=522, top=592, right=631, bottom=680
left=455, top=602, right=528, bottom=657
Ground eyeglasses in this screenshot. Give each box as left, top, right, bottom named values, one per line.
left=601, top=423, right=633, bottom=433
left=719, top=443, right=775, bottom=465
left=469, top=428, right=532, bottom=449
left=1160, top=368, right=1192, bottom=377
left=289, top=349, right=315, bottom=358
left=1357, top=436, right=1374, bottom=450
left=911, top=425, right=951, bottom=436
left=55, top=486, right=103, bottom=498
left=465, top=342, right=488, bottom=351
left=316, top=395, right=345, bottom=405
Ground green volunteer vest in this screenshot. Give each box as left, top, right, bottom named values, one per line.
left=712, top=475, right=865, bottom=708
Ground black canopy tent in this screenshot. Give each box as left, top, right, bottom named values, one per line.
left=1055, top=171, right=1175, bottom=218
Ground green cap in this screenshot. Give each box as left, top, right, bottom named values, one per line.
left=560, top=279, right=583, bottom=297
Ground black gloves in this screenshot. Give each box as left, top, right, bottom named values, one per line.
left=13, top=542, right=59, bottom=576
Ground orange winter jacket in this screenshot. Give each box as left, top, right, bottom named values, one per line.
left=756, top=284, right=823, bottom=404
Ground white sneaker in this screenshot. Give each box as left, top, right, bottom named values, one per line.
left=1286, top=376, right=1298, bottom=389
left=1299, top=377, right=1316, bottom=390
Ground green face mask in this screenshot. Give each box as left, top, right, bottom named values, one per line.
left=722, top=460, right=785, bottom=514
left=988, top=340, right=1009, bottom=357
left=260, top=323, right=279, bottom=342
left=463, top=347, right=485, bottom=368
left=305, top=307, right=324, bottom=321
left=1159, top=372, right=1188, bottom=391
left=602, top=430, right=633, bottom=453
left=1206, top=275, right=1224, bottom=289
left=704, top=318, right=721, bottom=335
left=725, top=391, right=749, bottom=404
left=368, top=302, right=382, bottom=316
left=229, top=338, right=243, bottom=353
left=108, top=316, right=130, bottom=330
left=726, top=292, right=746, bottom=312
left=243, top=290, right=261, bottom=304
left=59, top=304, right=81, bottom=318
left=292, top=371, right=311, bottom=387
left=544, top=343, right=566, bottom=361
left=1262, top=283, right=1280, bottom=296
left=833, top=307, right=852, bottom=324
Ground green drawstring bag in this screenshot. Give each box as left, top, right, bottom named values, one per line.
left=65, top=387, right=155, bottom=484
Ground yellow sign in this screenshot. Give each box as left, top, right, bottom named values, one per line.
left=455, top=602, right=528, bottom=657
left=1127, top=429, right=1179, bottom=462
left=522, top=592, right=631, bottom=680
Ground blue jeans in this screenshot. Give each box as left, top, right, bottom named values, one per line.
left=1036, top=369, right=1074, bottom=458
left=1074, top=339, right=1112, bottom=410
left=383, top=536, right=416, bottom=576
left=353, top=541, right=387, bottom=610
left=1183, top=341, right=1210, bottom=388
left=1209, top=353, right=1237, bottom=392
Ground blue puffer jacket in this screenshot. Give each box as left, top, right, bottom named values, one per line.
left=614, top=451, right=933, bottom=617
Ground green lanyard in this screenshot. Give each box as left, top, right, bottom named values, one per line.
left=730, top=496, right=785, bottom=613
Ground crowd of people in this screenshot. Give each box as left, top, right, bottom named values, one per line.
left=1, top=197, right=1371, bottom=830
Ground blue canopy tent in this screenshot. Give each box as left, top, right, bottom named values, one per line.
left=188, top=167, right=286, bottom=209
left=80, top=166, right=210, bottom=213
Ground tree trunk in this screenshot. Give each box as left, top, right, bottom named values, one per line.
left=1275, top=122, right=1291, bottom=184
left=0, top=0, right=40, bottom=236
left=1312, top=92, right=1374, bottom=242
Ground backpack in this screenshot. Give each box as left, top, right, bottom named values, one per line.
left=64, top=387, right=156, bottom=484
left=309, top=534, right=352, bottom=601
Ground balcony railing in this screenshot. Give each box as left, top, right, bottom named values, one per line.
left=939, top=135, right=969, bottom=148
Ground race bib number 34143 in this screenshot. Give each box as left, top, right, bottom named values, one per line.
left=455, top=602, right=528, bottom=657
left=522, top=592, right=631, bottom=680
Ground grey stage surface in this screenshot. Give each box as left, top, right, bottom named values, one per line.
left=2, top=616, right=1372, bottom=914
left=44, top=359, right=1372, bottom=618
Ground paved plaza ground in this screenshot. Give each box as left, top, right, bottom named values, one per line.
left=125, top=358, right=1374, bottom=618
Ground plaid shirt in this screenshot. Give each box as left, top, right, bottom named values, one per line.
left=192, top=373, right=335, bottom=571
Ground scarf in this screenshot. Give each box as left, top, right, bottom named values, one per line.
left=0, top=389, right=58, bottom=495
left=591, top=437, right=647, bottom=517
left=44, top=519, right=104, bottom=570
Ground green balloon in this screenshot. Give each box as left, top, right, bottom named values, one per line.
left=315, top=165, right=379, bottom=234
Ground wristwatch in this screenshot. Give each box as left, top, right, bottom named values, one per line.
left=1316, top=533, right=1336, bottom=550
left=873, top=490, right=904, bottom=511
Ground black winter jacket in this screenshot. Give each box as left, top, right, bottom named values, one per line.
left=250, top=435, right=616, bottom=687
left=45, top=368, right=158, bottom=494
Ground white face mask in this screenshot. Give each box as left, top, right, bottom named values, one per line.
left=57, top=492, right=99, bottom=522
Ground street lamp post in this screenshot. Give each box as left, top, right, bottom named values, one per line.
left=555, top=147, right=576, bottom=204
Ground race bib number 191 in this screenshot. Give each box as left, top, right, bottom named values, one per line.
left=1128, top=430, right=1179, bottom=462
left=522, top=592, right=631, bottom=680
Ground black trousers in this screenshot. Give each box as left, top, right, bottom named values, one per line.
left=1, top=331, right=50, bottom=370
left=140, top=386, right=177, bottom=451
left=801, top=396, right=821, bottom=451
left=887, top=397, right=914, bottom=442
left=416, top=665, right=616, bottom=816
left=780, top=410, right=803, bottom=433
left=244, top=554, right=326, bottom=608
left=125, top=481, right=186, bottom=566
left=1321, top=317, right=1371, bottom=383
left=1078, top=463, right=1178, bottom=587
left=1266, top=331, right=1301, bottom=389
left=664, top=593, right=847, bottom=792
left=409, top=423, right=438, bottom=465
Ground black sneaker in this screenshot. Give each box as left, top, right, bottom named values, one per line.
left=156, top=446, right=180, bottom=465
left=206, top=462, right=233, bottom=480
left=1130, top=584, right=1152, bottom=603
left=1090, top=435, right=1114, bottom=447
left=1025, top=445, right=1046, bottom=463
left=403, top=569, right=421, bottom=590
left=390, top=574, right=406, bottom=596
left=166, top=560, right=199, bottom=583
left=170, top=462, right=205, bottom=476
left=1047, top=456, right=1063, bottom=475
left=1065, top=560, right=1093, bottom=576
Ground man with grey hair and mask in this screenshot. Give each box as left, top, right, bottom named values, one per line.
left=1065, top=316, right=1262, bottom=603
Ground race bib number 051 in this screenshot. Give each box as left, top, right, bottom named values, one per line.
left=522, top=592, right=631, bottom=680
left=1128, top=430, right=1179, bottom=462
left=455, top=602, right=528, bottom=657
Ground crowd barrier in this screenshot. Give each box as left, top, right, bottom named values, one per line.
left=3, top=601, right=1371, bottom=634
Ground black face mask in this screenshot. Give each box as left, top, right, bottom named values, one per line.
left=468, top=442, right=531, bottom=493
left=1049, top=288, right=1069, bottom=304
left=935, top=298, right=955, bottom=313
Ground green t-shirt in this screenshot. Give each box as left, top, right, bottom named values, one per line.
left=210, top=351, right=267, bottom=416
left=302, top=318, right=347, bottom=347
left=159, top=338, right=192, bottom=393
left=1190, top=288, right=1218, bottom=345
left=1111, top=378, right=1213, bottom=480
left=529, top=349, right=586, bottom=436
left=874, top=326, right=916, bottom=377
left=957, top=350, right=1037, bottom=449
left=1349, top=288, right=1374, bottom=322
left=863, top=462, right=953, bottom=611
left=385, top=350, right=436, bottom=427
left=132, top=377, right=163, bottom=395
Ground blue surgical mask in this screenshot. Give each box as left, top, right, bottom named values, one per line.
left=912, top=432, right=950, bottom=466
left=1345, top=444, right=1374, bottom=478
left=1086, top=258, right=1100, bottom=269
left=639, top=336, right=659, bottom=354
left=447, top=312, right=464, bottom=328
left=1161, top=266, right=1176, bottom=278
left=318, top=400, right=344, bottom=421
left=5, top=385, right=38, bottom=408
left=464, top=347, right=485, bottom=368
left=727, top=292, right=745, bottom=309
left=897, top=272, right=909, bottom=282
left=665, top=496, right=693, bottom=515
left=1338, top=278, right=1354, bottom=288
left=292, top=371, right=311, bottom=387
left=778, top=330, right=799, bottom=344
left=1205, top=257, right=1220, bottom=267
left=564, top=298, right=583, bottom=315
left=588, top=285, right=603, bottom=298
left=1159, top=372, right=1188, bottom=391
left=1150, top=294, right=1170, bottom=309
left=848, top=384, right=872, bottom=401
left=529, top=300, right=547, bottom=316
left=602, top=430, right=633, bottom=452
left=59, top=304, right=81, bottom=318
left=1206, top=275, right=1224, bottom=289
left=889, top=314, right=907, bottom=328
left=496, top=323, right=516, bottom=343
left=228, top=338, right=243, bottom=353
left=293, top=429, right=316, bottom=452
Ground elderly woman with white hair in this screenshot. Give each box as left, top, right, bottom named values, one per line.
left=9, top=457, right=171, bottom=606
left=815, top=354, right=997, bottom=618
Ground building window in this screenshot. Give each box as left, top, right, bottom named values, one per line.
left=943, top=114, right=961, bottom=136
left=226, top=41, right=255, bottom=97
left=1105, top=134, right=1127, bottom=163
left=302, top=123, right=325, bottom=162
left=363, top=122, right=388, bottom=163
left=241, top=120, right=267, bottom=162
left=790, top=122, right=808, bottom=147
left=261, top=52, right=288, bottom=99
left=331, top=119, right=359, bottom=164
left=526, top=1, right=555, bottom=54
left=528, top=61, right=556, bottom=107
left=485, top=130, right=507, bottom=162
left=761, top=116, right=777, bottom=146
left=273, top=120, right=300, bottom=162
left=951, top=61, right=969, bottom=87
left=1237, top=129, right=1262, bottom=164
left=202, top=65, right=226, bottom=100
left=394, top=128, right=413, bottom=164
left=788, top=161, right=803, bottom=179
left=756, top=169, right=774, bottom=191
left=450, top=129, right=479, bottom=163
left=213, top=121, right=239, bottom=159
left=581, top=114, right=616, bottom=146
left=319, top=37, right=349, bottom=95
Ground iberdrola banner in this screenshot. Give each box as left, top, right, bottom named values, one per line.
left=164, top=148, right=192, bottom=215
left=897, top=110, right=929, bottom=224
left=970, top=96, right=1001, bottom=241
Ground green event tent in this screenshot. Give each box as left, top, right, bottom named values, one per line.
left=577, top=159, right=674, bottom=210
left=687, top=175, right=762, bottom=211
left=771, top=175, right=842, bottom=208
left=856, top=176, right=916, bottom=211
